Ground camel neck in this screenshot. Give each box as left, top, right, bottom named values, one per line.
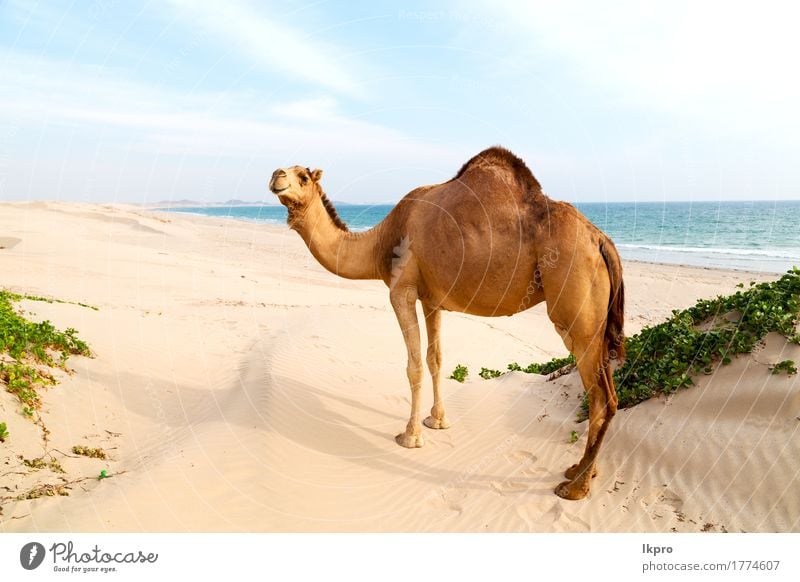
left=292, top=192, right=384, bottom=281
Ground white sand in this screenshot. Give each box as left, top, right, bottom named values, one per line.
left=0, top=202, right=798, bottom=532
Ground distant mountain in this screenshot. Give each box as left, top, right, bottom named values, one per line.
left=148, top=199, right=376, bottom=208
left=149, top=199, right=282, bottom=208
left=153, top=199, right=204, bottom=207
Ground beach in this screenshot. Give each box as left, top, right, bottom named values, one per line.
left=1, top=201, right=798, bottom=532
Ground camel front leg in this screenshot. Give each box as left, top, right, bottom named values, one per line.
left=390, top=285, right=424, bottom=448
left=422, top=303, right=449, bottom=429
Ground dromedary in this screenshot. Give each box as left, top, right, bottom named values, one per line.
left=269, top=146, right=625, bottom=499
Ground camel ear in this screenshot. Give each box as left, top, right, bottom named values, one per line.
left=310, top=168, right=323, bottom=182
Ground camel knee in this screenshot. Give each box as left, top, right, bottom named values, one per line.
left=589, top=361, right=618, bottom=419
left=587, top=382, right=613, bottom=416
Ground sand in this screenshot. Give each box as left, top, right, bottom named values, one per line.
left=0, top=201, right=798, bottom=532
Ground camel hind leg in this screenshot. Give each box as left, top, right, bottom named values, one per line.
left=555, top=336, right=617, bottom=500
left=541, top=249, right=618, bottom=500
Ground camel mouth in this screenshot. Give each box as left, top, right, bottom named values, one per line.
left=270, top=184, right=289, bottom=194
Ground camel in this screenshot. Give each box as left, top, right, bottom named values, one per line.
left=268, top=146, right=625, bottom=500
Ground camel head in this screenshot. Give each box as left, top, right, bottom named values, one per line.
left=269, top=165, right=324, bottom=208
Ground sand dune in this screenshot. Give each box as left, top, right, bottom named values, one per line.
left=0, top=202, right=797, bottom=532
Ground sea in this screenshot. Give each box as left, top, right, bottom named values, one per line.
left=163, top=200, right=800, bottom=273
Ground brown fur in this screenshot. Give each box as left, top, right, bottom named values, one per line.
left=269, top=148, right=625, bottom=500
left=453, top=146, right=542, bottom=193
left=318, top=189, right=349, bottom=232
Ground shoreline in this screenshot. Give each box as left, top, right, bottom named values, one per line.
left=146, top=206, right=794, bottom=277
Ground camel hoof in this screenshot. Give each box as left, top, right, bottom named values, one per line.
left=564, top=463, right=598, bottom=480
left=423, top=416, right=450, bottom=430
left=555, top=480, right=589, bottom=500
left=395, top=432, right=424, bottom=448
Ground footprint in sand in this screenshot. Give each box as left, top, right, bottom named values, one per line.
left=504, top=450, right=546, bottom=477
left=383, top=394, right=406, bottom=405
left=505, top=450, right=537, bottom=464
left=516, top=501, right=590, bottom=531
left=640, top=486, right=685, bottom=521
left=490, top=480, right=529, bottom=495
left=427, top=487, right=466, bottom=516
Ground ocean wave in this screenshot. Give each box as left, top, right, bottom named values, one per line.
left=617, top=244, right=800, bottom=260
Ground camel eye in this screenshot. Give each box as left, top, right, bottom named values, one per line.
left=300, top=175, right=308, bottom=184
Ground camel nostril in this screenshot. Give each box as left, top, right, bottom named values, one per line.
left=272, top=169, right=287, bottom=180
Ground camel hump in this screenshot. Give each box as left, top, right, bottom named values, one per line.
left=452, top=146, right=542, bottom=194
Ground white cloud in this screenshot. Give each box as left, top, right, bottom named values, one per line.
left=0, top=51, right=464, bottom=202
left=267, top=97, right=341, bottom=122
left=0, top=52, right=357, bottom=142
left=466, top=0, right=800, bottom=127
left=166, top=0, right=365, bottom=97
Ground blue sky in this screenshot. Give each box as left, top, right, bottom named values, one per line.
left=1, top=0, right=799, bottom=203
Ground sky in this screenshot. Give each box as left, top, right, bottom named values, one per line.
left=1, top=0, right=799, bottom=204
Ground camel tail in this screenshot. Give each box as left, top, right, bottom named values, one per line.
left=599, top=236, right=626, bottom=363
